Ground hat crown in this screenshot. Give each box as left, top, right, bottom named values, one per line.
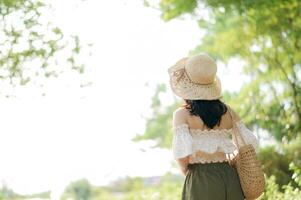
left=167, top=53, right=222, bottom=100
left=185, top=54, right=217, bottom=84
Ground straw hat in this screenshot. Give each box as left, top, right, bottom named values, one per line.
left=167, top=53, right=222, bottom=100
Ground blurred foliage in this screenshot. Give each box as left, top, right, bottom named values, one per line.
left=61, top=179, right=92, bottom=200
left=259, top=159, right=301, bottom=200
left=258, top=136, right=301, bottom=187
left=132, top=83, right=182, bottom=148
left=60, top=178, right=115, bottom=200
left=121, top=178, right=182, bottom=200
left=0, top=0, right=86, bottom=88
left=0, top=183, right=50, bottom=200
left=0, top=184, right=19, bottom=200
left=258, top=174, right=301, bottom=200
left=159, top=0, right=197, bottom=20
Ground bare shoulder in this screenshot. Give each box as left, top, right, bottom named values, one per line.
left=173, top=107, right=189, bottom=116
left=172, top=107, right=189, bottom=126
left=226, top=104, right=241, bottom=122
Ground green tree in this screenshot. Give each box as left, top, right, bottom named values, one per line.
left=132, top=84, right=183, bottom=148
left=61, top=179, right=92, bottom=200
left=0, top=0, right=87, bottom=89
left=61, top=179, right=118, bottom=200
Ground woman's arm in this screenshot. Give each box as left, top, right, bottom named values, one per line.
left=227, top=104, right=260, bottom=152
left=172, top=108, right=192, bottom=176
left=177, top=156, right=189, bottom=175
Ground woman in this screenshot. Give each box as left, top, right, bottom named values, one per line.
left=167, top=54, right=260, bottom=200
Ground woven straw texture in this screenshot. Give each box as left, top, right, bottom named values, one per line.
left=234, top=144, right=265, bottom=199
left=167, top=57, right=222, bottom=100
left=227, top=105, right=265, bottom=200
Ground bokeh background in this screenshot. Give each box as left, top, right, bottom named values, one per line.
left=0, top=0, right=300, bottom=199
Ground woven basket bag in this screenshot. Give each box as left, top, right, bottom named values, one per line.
left=226, top=106, right=265, bottom=200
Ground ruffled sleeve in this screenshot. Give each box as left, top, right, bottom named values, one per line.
left=171, top=123, right=193, bottom=159
left=234, top=120, right=260, bottom=153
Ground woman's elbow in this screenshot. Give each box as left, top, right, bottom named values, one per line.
left=177, top=156, right=190, bottom=165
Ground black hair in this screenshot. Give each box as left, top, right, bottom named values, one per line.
left=183, top=99, right=228, bottom=129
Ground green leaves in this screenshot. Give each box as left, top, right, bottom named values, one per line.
left=0, top=0, right=87, bottom=90
left=290, top=162, right=301, bottom=187
left=132, top=84, right=181, bottom=148
left=159, top=0, right=197, bottom=21
left=0, top=0, right=18, bottom=7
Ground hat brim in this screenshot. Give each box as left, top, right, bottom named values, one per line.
left=168, top=60, right=222, bottom=100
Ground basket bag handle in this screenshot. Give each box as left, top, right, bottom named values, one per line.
left=226, top=104, right=246, bottom=164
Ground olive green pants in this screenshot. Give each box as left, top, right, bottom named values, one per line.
left=182, top=161, right=245, bottom=200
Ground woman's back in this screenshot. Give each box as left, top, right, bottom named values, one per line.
left=172, top=104, right=239, bottom=130
left=184, top=107, right=233, bottom=130
left=172, top=104, right=242, bottom=164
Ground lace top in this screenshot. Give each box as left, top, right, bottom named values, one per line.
left=171, top=120, right=259, bottom=163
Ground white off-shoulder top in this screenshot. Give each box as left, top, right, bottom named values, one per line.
left=171, top=120, right=259, bottom=163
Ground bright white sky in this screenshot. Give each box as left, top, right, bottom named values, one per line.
left=0, top=0, right=245, bottom=198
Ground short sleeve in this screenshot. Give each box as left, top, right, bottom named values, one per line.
left=234, top=121, right=260, bottom=153
left=171, top=123, right=193, bottom=159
